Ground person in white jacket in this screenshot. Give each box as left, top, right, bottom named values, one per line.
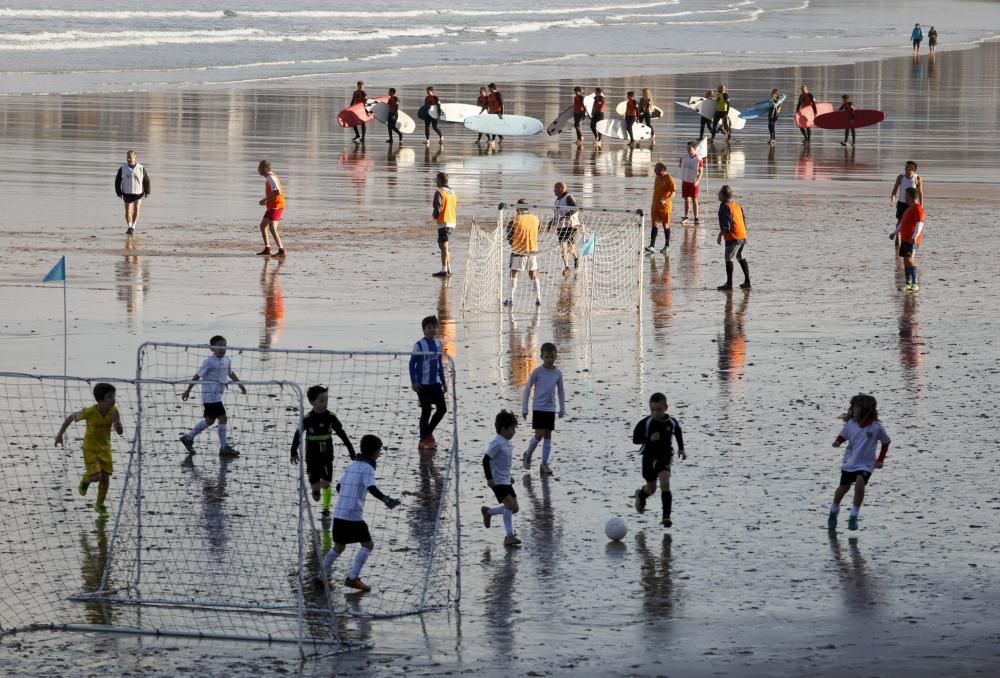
left=114, top=150, right=150, bottom=235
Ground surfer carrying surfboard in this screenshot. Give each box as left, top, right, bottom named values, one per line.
left=711, top=85, right=731, bottom=142
left=424, top=87, right=443, bottom=145
left=839, top=95, right=856, bottom=146
left=698, top=90, right=714, bottom=140
left=590, top=87, right=606, bottom=148
left=767, top=89, right=782, bottom=145
left=796, top=85, right=818, bottom=143
left=573, top=87, right=586, bottom=147
left=386, top=88, right=404, bottom=144
left=638, top=88, right=656, bottom=142
left=624, top=92, right=639, bottom=146
left=476, top=86, right=489, bottom=143
left=350, top=81, right=367, bottom=142
left=485, top=83, right=504, bottom=149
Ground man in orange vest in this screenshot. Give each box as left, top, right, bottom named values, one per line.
left=715, top=185, right=750, bottom=290
left=432, top=172, right=458, bottom=277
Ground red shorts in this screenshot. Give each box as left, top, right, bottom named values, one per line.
left=681, top=181, right=699, bottom=199
left=263, top=207, right=284, bottom=222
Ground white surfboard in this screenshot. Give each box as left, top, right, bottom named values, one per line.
left=614, top=101, right=664, bottom=119
left=693, top=98, right=746, bottom=130
left=461, top=152, right=543, bottom=173
left=463, top=114, right=544, bottom=137
left=583, top=93, right=595, bottom=117
left=595, top=119, right=653, bottom=142
left=367, top=101, right=416, bottom=134
left=437, top=103, right=482, bottom=124
left=547, top=105, right=577, bottom=135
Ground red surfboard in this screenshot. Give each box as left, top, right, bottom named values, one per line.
left=794, top=102, right=834, bottom=129
left=814, top=109, right=885, bottom=130
left=337, top=96, right=388, bottom=129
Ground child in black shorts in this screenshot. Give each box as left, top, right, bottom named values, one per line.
left=290, top=385, right=356, bottom=515
left=481, top=410, right=521, bottom=547
left=632, top=393, right=686, bottom=527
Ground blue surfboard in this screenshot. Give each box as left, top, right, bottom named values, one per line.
left=739, top=94, right=786, bottom=120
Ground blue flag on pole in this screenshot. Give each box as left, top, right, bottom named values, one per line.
left=580, top=232, right=596, bottom=257
left=43, top=256, right=65, bottom=283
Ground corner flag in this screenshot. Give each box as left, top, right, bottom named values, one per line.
left=43, top=256, right=66, bottom=283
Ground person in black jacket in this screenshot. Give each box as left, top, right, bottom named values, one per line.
left=632, top=393, right=686, bottom=528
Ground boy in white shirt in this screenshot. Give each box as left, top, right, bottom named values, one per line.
left=316, top=435, right=401, bottom=592
left=828, top=394, right=892, bottom=531
left=678, top=141, right=704, bottom=225
left=180, top=335, right=246, bottom=457
left=520, top=342, right=566, bottom=475
left=481, top=410, right=521, bottom=547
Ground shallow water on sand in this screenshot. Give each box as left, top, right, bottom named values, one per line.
left=2, top=45, right=1000, bottom=676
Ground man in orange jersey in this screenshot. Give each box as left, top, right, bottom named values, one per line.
left=256, top=160, right=285, bottom=257
left=715, top=185, right=750, bottom=290
left=504, top=199, right=542, bottom=307
left=350, top=80, right=367, bottom=142
left=572, top=86, right=586, bottom=146
left=431, top=172, right=458, bottom=277
left=890, top=187, right=925, bottom=291
left=645, top=163, right=676, bottom=254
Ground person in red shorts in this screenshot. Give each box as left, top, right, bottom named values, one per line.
left=256, top=160, right=286, bottom=258
left=890, top=187, right=925, bottom=291
left=679, top=140, right=704, bottom=224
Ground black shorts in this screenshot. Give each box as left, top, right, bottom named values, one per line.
left=573, top=111, right=585, bottom=127
left=531, top=410, right=556, bottom=431
left=895, top=201, right=909, bottom=221
left=418, top=383, right=447, bottom=409
left=306, top=449, right=334, bottom=485
left=203, top=401, right=226, bottom=419
left=642, top=453, right=673, bottom=482
left=839, top=470, right=872, bottom=486
left=913, top=39, right=922, bottom=48
left=122, top=193, right=143, bottom=204
left=332, top=518, right=372, bottom=545
left=437, top=226, right=454, bottom=244
left=492, top=484, right=516, bottom=502
left=897, top=242, right=919, bottom=257
left=557, top=226, right=578, bottom=243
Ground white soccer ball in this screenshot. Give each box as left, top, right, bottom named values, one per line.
left=605, top=517, right=627, bottom=542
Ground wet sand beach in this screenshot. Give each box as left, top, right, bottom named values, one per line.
left=2, top=41, right=1000, bottom=677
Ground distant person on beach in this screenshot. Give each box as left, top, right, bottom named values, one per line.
left=255, top=160, right=285, bottom=257
left=797, top=85, right=818, bottom=143
left=890, top=161, right=924, bottom=247
left=839, top=94, right=856, bottom=146
left=711, top=84, right=731, bottom=142
left=679, top=141, right=704, bottom=225
left=431, top=171, right=457, bottom=277
left=423, top=86, right=443, bottom=145
left=54, top=382, right=124, bottom=521
left=767, top=88, right=782, bottom=145
left=551, top=182, right=579, bottom=271
left=350, top=80, right=367, bottom=142
left=485, top=83, right=505, bottom=149
left=890, top=187, right=925, bottom=291
left=504, top=199, right=542, bottom=306
left=639, top=87, right=656, bottom=142
left=911, top=23, right=923, bottom=56
left=410, top=315, right=448, bottom=450
left=115, top=150, right=150, bottom=235
left=386, top=88, right=403, bottom=144
left=645, top=162, right=676, bottom=254
left=928, top=26, right=938, bottom=54
left=520, top=341, right=566, bottom=475
left=590, top=87, right=606, bottom=148
left=624, top=91, right=639, bottom=145
left=572, top=86, right=587, bottom=147
left=699, top=89, right=714, bottom=139
left=631, top=392, right=686, bottom=528
left=180, top=335, right=246, bottom=457
left=476, top=86, right=489, bottom=143
left=827, top=394, right=891, bottom=531
left=481, top=409, right=522, bottom=547
left=715, top=184, right=750, bottom=290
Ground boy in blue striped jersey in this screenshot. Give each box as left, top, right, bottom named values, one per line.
left=409, top=315, right=448, bottom=450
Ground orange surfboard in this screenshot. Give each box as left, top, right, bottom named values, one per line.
left=794, top=102, right=834, bottom=129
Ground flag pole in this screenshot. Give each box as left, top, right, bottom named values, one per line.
left=63, top=273, right=68, bottom=412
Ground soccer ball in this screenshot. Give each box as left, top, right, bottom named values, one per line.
left=605, top=517, right=627, bottom=542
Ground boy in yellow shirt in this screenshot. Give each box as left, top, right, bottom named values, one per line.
left=55, top=382, right=124, bottom=520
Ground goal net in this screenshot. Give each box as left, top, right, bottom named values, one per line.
left=462, top=203, right=644, bottom=314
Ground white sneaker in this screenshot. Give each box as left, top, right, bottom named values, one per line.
left=660, top=246, right=670, bottom=255
left=643, top=246, right=655, bottom=253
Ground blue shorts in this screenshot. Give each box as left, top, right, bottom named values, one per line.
left=724, top=239, right=747, bottom=261
left=897, top=241, right=919, bottom=257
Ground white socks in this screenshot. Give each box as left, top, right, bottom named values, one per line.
left=218, top=424, right=228, bottom=447
left=349, top=547, right=370, bottom=579
left=487, top=505, right=505, bottom=516
left=321, top=547, right=340, bottom=572
left=188, top=419, right=209, bottom=439
left=849, top=506, right=860, bottom=517
left=524, top=437, right=540, bottom=461
left=501, top=509, right=514, bottom=536
left=510, top=278, right=518, bottom=299
left=541, top=439, right=552, bottom=465
left=532, top=277, right=541, bottom=301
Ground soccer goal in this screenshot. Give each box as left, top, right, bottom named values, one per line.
left=461, top=203, right=644, bottom=314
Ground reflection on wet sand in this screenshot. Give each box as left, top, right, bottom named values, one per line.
left=508, top=308, right=541, bottom=388
left=79, top=521, right=113, bottom=626
left=260, top=257, right=284, bottom=350
left=116, top=234, right=149, bottom=331
left=717, top=291, right=749, bottom=394
left=898, top=292, right=924, bottom=392
left=437, top=278, right=457, bottom=359
left=635, top=531, right=680, bottom=618
left=181, top=455, right=230, bottom=560
left=828, top=533, right=880, bottom=615
left=521, top=474, right=562, bottom=586
left=649, top=255, right=673, bottom=338
left=481, top=547, right=518, bottom=660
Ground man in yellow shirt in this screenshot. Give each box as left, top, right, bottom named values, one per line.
left=504, top=199, right=542, bottom=307
left=55, top=382, right=125, bottom=520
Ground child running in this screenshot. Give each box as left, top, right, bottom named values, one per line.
left=55, top=382, right=125, bottom=520
left=291, top=385, right=357, bottom=516
left=256, top=160, right=286, bottom=258
left=481, top=410, right=522, bottom=547
left=632, top=393, right=686, bottom=527
left=410, top=315, right=448, bottom=450
left=520, top=342, right=566, bottom=475
left=180, top=335, right=247, bottom=457
left=316, top=434, right=401, bottom=592
left=827, top=394, right=891, bottom=531
left=645, top=162, right=676, bottom=254
left=890, top=187, right=925, bottom=291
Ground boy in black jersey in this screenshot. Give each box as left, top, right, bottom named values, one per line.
left=291, top=385, right=356, bottom=515
left=632, top=392, right=686, bottom=527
